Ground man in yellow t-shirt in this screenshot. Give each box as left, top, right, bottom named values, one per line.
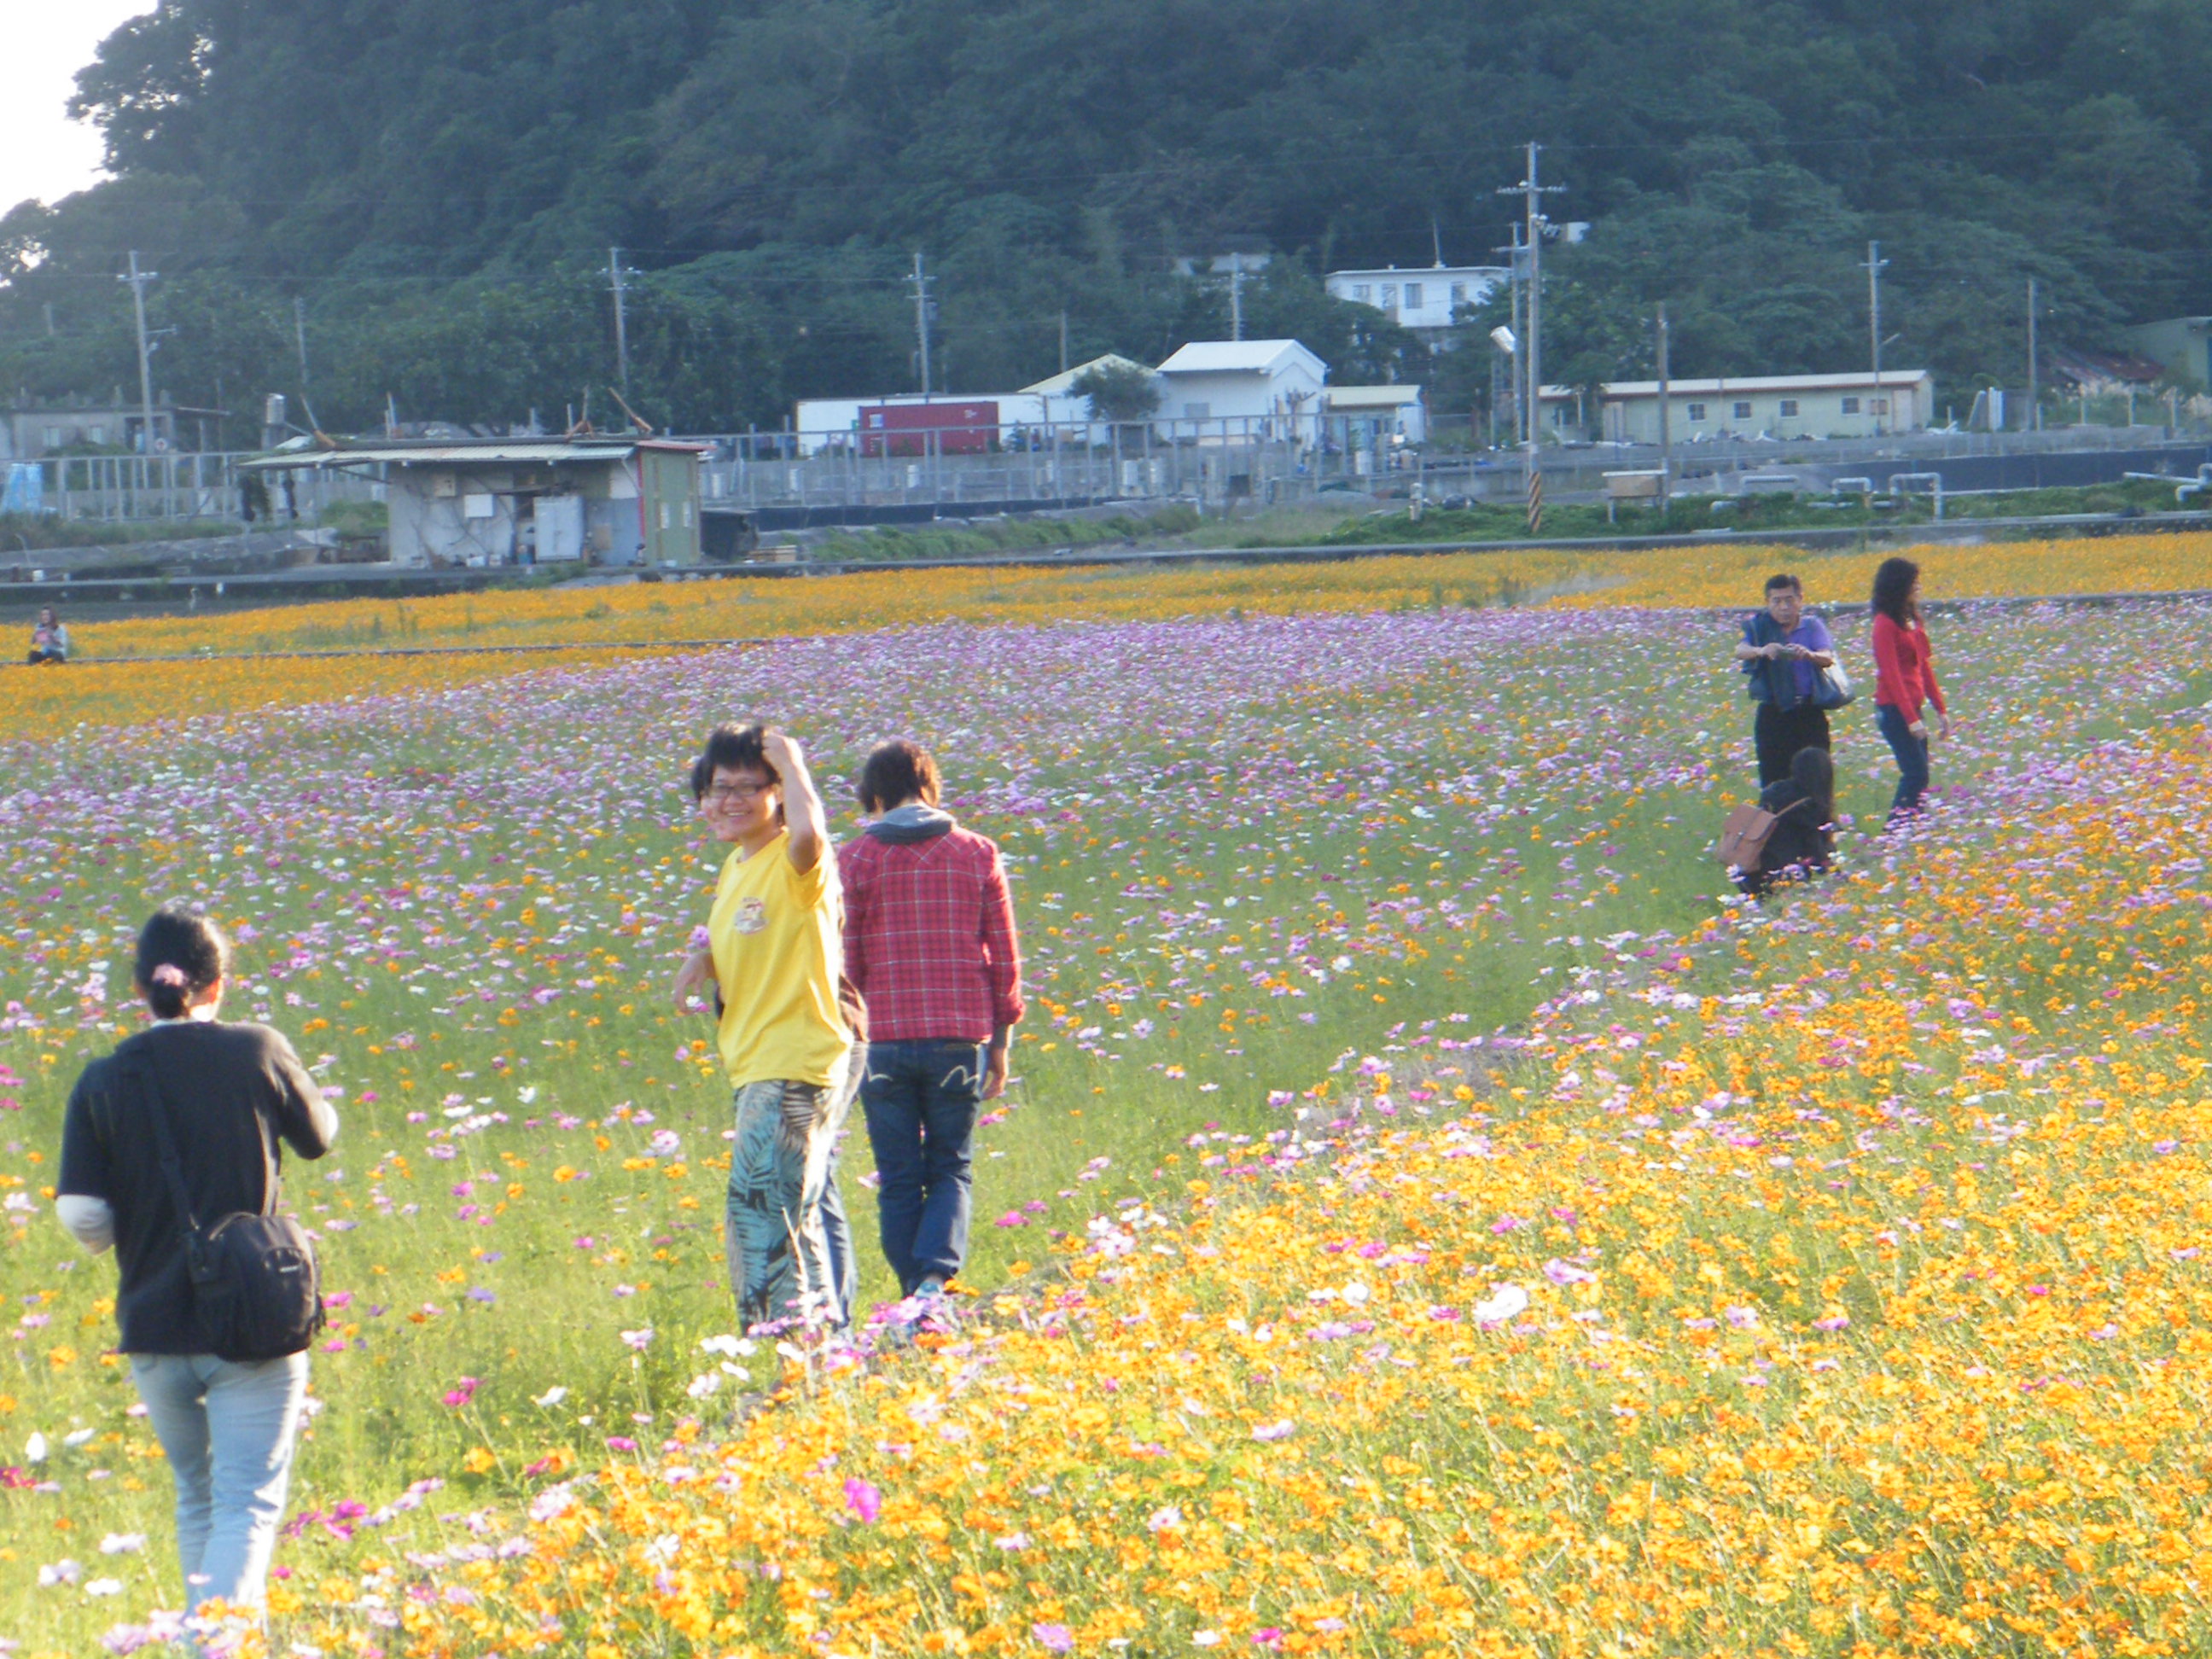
left=672, top=723, right=856, bottom=1332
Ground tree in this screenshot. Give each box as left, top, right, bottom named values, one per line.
left=1070, top=359, right=1161, bottom=423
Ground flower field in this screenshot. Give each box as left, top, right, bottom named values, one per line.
left=1, top=561, right=2208, bottom=1656
left=6, top=531, right=2210, bottom=742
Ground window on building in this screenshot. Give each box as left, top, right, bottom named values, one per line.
left=1732, top=400, right=1752, bottom=420
left=1840, top=396, right=1860, bottom=415
left=1403, top=282, right=1423, bottom=309
left=1685, top=404, right=1707, bottom=422
left=1551, top=404, right=1569, bottom=426
left=43, top=426, right=63, bottom=449
left=1182, top=402, right=1210, bottom=420
left=1869, top=398, right=1889, bottom=416
left=1778, top=399, right=1800, bottom=416
left=1380, top=285, right=1397, bottom=307
left=88, top=426, right=108, bottom=445
left=1449, top=282, right=1467, bottom=306
left=1353, top=284, right=1371, bottom=302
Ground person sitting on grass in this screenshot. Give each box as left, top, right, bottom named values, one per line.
left=671, top=722, right=859, bottom=1335
left=840, top=740, right=1024, bottom=1320
left=1738, top=746, right=1836, bottom=899
left=27, top=606, right=68, bottom=665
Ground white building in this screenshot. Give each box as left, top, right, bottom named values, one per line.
left=1152, top=339, right=1327, bottom=440
left=1540, top=370, right=1936, bottom=443
left=1325, top=265, right=1505, bottom=338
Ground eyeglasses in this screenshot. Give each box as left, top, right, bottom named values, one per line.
left=704, top=780, right=774, bottom=806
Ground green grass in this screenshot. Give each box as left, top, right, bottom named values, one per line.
left=0, top=596, right=2192, bottom=1652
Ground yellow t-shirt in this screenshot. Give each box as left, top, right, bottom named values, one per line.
left=709, top=830, right=851, bottom=1087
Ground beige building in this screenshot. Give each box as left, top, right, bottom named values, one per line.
left=1540, top=370, right=1935, bottom=443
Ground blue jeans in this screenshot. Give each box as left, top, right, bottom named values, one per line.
left=1876, top=702, right=1931, bottom=819
left=860, top=1039, right=987, bottom=1294
left=130, top=1352, right=308, bottom=1615
left=725, top=1045, right=859, bottom=1333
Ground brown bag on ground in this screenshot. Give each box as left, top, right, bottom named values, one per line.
left=1715, top=803, right=1783, bottom=870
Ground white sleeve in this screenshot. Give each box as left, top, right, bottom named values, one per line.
left=55, top=1195, right=115, bottom=1255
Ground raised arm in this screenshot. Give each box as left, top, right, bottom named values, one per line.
left=762, top=730, right=829, bottom=875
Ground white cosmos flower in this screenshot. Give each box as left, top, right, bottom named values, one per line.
left=1473, top=1284, right=1531, bottom=1326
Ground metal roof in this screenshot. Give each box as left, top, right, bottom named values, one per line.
left=241, top=439, right=696, bottom=470
left=1324, top=385, right=1425, bottom=409
left=1155, top=339, right=1326, bottom=377
left=1564, top=370, right=1934, bottom=400
left=1018, top=354, right=1152, bottom=396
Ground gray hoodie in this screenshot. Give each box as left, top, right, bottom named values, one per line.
left=866, top=803, right=957, bottom=845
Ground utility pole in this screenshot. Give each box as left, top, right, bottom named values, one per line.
left=1655, top=300, right=1671, bottom=508
left=909, top=251, right=934, bottom=394
left=1862, top=240, right=1889, bottom=434
left=1500, top=143, right=1564, bottom=532
left=608, top=247, right=632, bottom=393
left=1493, top=225, right=1525, bottom=443
left=1228, top=253, right=1244, bottom=341
left=1059, top=309, right=1069, bottom=374
left=119, top=251, right=159, bottom=458
left=2025, top=277, right=2040, bottom=434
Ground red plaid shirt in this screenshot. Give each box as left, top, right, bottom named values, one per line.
left=839, top=826, right=1025, bottom=1043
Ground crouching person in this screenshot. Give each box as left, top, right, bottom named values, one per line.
left=673, top=723, right=858, bottom=1334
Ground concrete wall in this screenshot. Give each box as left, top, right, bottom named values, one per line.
left=1152, top=369, right=1324, bottom=437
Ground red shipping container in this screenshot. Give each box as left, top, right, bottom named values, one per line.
left=859, top=401, right=998, bottom=457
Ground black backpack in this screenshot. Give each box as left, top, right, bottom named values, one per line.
left=131, top=1055, right=325, bottom=1363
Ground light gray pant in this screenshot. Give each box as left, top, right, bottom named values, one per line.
left=130, top=1352, right=308, bottom=1614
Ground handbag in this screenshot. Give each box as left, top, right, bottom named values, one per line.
left=131, top=1055, right=324, bottom=1363
left=1812, top=657, right=1856, bottom=708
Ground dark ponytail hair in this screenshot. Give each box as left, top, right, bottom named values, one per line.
left=135, top=905, right=230, bottom=1020
left=1790, top=746, right=1835, bottom=823
left=1871, top=557, right=1920, bottom=627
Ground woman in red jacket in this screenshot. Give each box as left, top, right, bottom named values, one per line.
left=1869, top=557, right=1948, bottom=824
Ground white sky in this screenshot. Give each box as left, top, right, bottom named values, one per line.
left=0, top=1, right=157, bottom=212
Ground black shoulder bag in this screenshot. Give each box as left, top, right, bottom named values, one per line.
left=130, top=1055, right=324, bottom=1363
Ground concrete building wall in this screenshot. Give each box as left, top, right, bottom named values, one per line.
left=1326, top=267, right=1505, bottom=334
left=1152, top=367, right=1324, bottom=434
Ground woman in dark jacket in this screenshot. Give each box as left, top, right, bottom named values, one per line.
left=1739, top=747, right=1836, bottom=899
left=54, top=905, right=336, bottom=1623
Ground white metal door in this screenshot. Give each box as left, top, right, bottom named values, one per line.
left=537, top=493, right=585, bottom=562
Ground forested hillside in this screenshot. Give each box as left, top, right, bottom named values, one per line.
left=3, top=0, right=2206, bottom=437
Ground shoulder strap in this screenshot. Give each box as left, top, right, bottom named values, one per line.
left=126, top=1051, right=203, bottom=1237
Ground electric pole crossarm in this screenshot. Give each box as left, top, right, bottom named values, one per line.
left=1499, top=142, right=1564, bottom=529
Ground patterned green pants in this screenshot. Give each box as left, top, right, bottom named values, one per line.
left=725, top=1051, right=857, bottom=1332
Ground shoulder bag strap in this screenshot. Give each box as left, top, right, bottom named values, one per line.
left=126, top=1051, right=204, bottom=1238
